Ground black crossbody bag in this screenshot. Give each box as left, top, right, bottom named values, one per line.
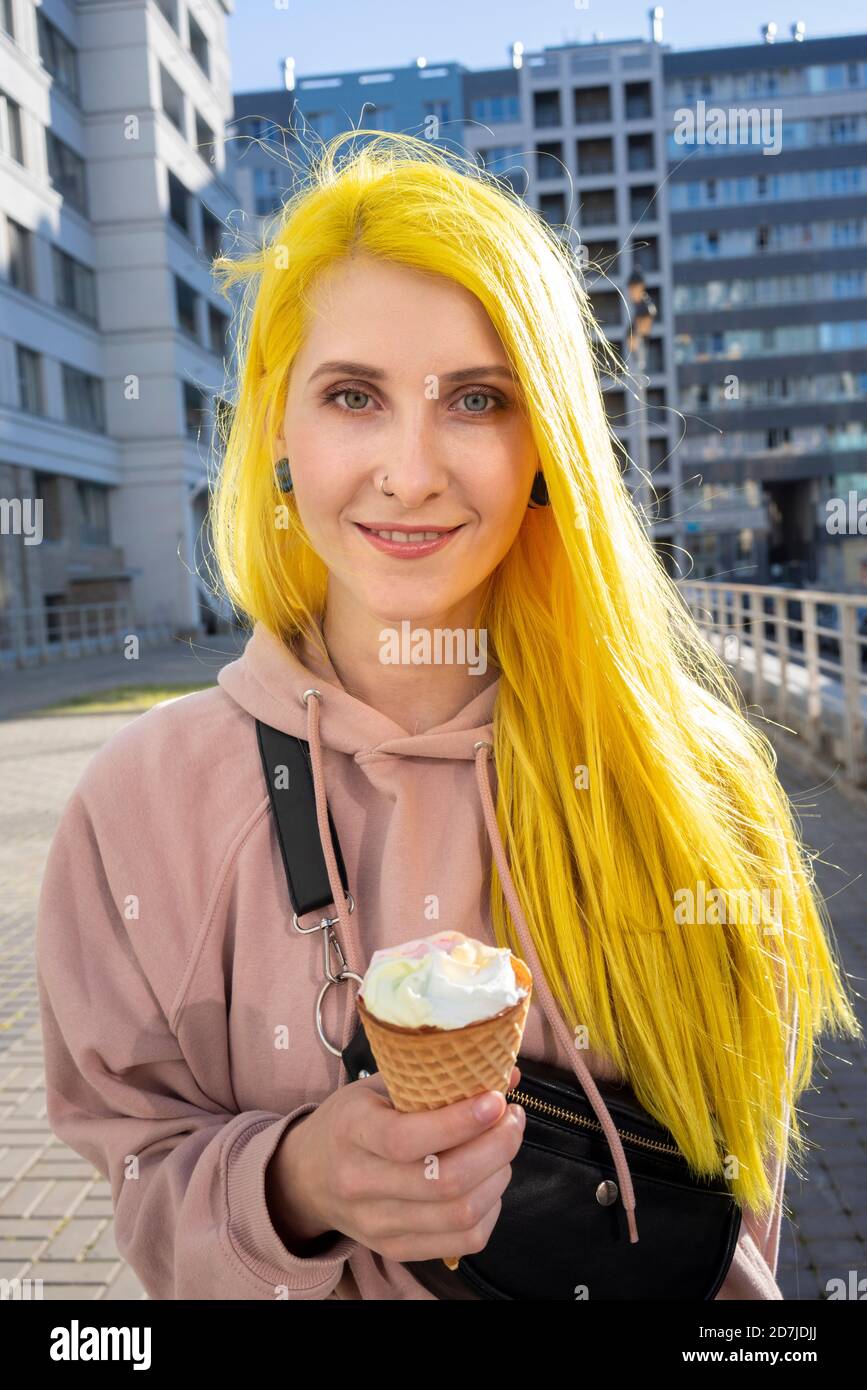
left=257, top=719, right=743, bottom=1300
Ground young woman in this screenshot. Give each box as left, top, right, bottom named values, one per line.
left=36, top=132, right=859, bottom=1301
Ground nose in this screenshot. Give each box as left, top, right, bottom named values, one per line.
left=376, top=409, right=450, bottom=508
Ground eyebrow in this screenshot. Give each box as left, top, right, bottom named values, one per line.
left=307, top=360, right=516, bottom=386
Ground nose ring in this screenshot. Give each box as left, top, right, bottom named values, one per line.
left=380, top=475, right=394, bottom=496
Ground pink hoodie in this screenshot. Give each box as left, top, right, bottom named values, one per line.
left=35, top=620, right=792, bottom=1300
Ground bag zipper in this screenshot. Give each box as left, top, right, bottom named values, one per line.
left=506, top=1085, right=682, bottom=1157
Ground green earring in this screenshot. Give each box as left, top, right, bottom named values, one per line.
left=275, top=457, right=293, bottom=493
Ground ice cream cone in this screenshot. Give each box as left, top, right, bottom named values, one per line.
left=356, top=953, right=532, bottom=1275
left=356, top=954, right=532, bottom=1113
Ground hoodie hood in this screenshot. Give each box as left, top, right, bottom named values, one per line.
left=218, top=620, right=639, bottom=1242
left=218, top=621, right=500, bottom=761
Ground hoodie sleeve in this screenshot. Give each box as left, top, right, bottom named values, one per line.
left=36, top=775, right=360, bottom=1301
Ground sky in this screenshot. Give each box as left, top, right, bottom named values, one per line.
left=228, top=0, right=863, bottom=93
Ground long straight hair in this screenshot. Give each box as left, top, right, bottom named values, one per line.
left=209, top=130, right=860, bottom=1215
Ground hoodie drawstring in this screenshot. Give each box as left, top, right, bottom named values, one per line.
left=301, top=690, right=365, bottom=1087
left=472, top=739, right=639, bottom=1244
left=302, top=689, right=639, bottom=1242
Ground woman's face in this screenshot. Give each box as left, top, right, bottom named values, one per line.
left=278, top=254, right=539, bottom=629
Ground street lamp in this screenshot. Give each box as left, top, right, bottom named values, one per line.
left=626, top=267, right=658, bottom=531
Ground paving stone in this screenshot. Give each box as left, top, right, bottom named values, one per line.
left=39, top=1218, right=110, bottom=1261
left=41, top=1284, right=104, bottom=1299
left=26, top=1260, right=123, bottom=1284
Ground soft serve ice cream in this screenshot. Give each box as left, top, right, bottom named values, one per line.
left=359, top=929, right=529, bottom=1030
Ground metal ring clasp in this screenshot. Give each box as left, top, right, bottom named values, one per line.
left=316, top=971, right=363, bottom=1056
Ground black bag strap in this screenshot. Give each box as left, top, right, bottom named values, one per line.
left=255, top=718, right=349, bottom=917
left=255, top=718, right=377, bottom=1080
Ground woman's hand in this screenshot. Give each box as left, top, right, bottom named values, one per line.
left=268, top=1066, right=525, bottom=1262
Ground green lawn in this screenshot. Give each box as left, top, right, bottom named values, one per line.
left=32, top=683, right=215, bottom=716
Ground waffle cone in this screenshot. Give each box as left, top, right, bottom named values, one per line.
left=356, top=954, right=532, bottom=1113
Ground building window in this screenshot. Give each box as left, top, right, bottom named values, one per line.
left=590, top=290, right=621, bottom=326
left=577, top=137, right=614, bottom=175
left=195, top=110, right=215, bottom=163
left=581, top=188, right=616, bottom=226
left=62, top=364, right=106, bottom=432
left=364, top=106, right=394, bottom=131
left=533, top=90, right=561, bottom=128
left=33, top=472, right=63, bottom=541
left=629, top=184, right=657, bottom=223
left=423, top=100, right=450, bottom=125
left=305, top=110, right=338, bottom=139
left=535, top=140, right=564, bottom=180
left=212, top=393, right=234, bottom=443
left=627, top=133, right=654, bottom=172
left=46, top=131, right=87, bottom=215
left=649, top=438, right=669, bottom=471
left=624, top=82, right=652, bottom=120
left=188, top=11, right=210, bottom=79
left=477, top=145, right=525, bottom=190
left=470, top=94, right=520, bottom=124
left=253, top=166, right=283, bottom=216
left=160, top=63, right=186, bottom=135
left=208, top=304, right=228, bottom=356
left=7, top=217, right=34, bottom=292
left=573, top=86, right=612, bottom=123
left=53, top=246, right=97, bottom=322
left=1, top=88, right=24, bottom=165
left=1, top=0, right=15, bottom=39
left=76, top=480, right=110, bottom=545
left=168, top=170, right=191, bottom=233
left=175, top=275, right=199, bottom=339
left=37, top=12, right=80, bottom=103
left=154, top=0, right=178, bottom=31
left=201, top=205, right=222, bottom=261
left=539, top=191, right=566, bottom=225
left=16, top=345, right=43, bottom=413
left=583, top=239, right=619, bottom=274
left=645, top=338, right=664, bottom=373
left=183, top=381, right=208, bottom=438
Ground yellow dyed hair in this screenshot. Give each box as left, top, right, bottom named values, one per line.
left=208, top=130, right=860, bottom=1217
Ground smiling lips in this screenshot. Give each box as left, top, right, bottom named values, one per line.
left=354, top=522, right=465, bottom=557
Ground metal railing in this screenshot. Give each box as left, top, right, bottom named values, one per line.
left=679, top=581, right=867, bottom=786
left=0, top=603, right=175, bottom=667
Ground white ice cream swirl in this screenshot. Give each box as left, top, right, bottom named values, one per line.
left=360, top=930, right=528, bottom=1029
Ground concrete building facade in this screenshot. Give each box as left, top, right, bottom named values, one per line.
left=0, top=0, right=236, bottom=663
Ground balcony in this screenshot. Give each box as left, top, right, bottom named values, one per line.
left=680, top=581, right=867, bottom=785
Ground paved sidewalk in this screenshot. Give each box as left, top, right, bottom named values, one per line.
left=0, top=633, right=246, bottom=721
left=0, top=688, right=865, bottom=1299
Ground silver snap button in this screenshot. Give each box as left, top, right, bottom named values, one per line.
left=595, top=1179, right=619, bottom=1206
left=358, top=1069, right=371, bottom=1079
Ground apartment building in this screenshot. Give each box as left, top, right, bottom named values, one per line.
left=0, top=0, right=236, bottom=663
left=665, top=29, right=867, bottom=588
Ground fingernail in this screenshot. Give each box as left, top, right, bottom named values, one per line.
left=473, top=1093, right=501, bottom=1122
